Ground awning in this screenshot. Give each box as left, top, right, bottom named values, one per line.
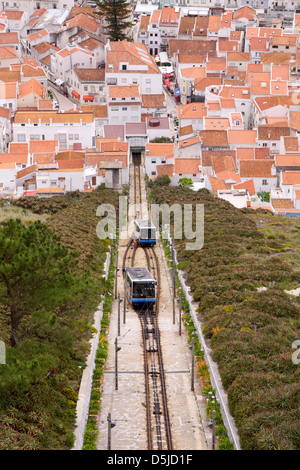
left=164, top=80, right=171, bottom=87
left=55, top=78, right=64, bottom=86
left=72, top=90, right=80, bottom=98
left=83, top=95, right=94, bottom=101
left=174, top=88, right=180, bottom=97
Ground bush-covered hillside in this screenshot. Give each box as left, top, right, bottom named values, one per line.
left=151, top=184, right=300, bottom=450
left=0, top=189, right=119, bottom=450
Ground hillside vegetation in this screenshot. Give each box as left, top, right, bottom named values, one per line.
left=0, top=190, right=119, bottom=450
left=151, top=184, right=300, bottom=450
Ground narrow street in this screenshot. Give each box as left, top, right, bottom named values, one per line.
left=48, top=83, right=77, bottom=111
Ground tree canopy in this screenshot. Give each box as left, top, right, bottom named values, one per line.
left=95, top=0, right=133, bottom=42
left=0, top=219, right=78, bottom=347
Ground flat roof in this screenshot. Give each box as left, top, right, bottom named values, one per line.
left=125, top=267, right=155, bottom=282
left=135, top=219, right=156, bottom=228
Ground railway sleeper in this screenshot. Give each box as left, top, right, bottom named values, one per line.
left=153, top=403, right=162, bottom=415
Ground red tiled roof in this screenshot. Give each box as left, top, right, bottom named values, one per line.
left=233, top=179, right=256, bottom=195
left=240, top=159, right=275, bottom=177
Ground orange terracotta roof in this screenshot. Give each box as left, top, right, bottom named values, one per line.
left=18, top=78, right=47, bottom=100
left=208, top=15, right=221, bottom=33
left=227, top=51, right=250, bottom=62
left=8, top=142, right=28, bottom=153
left=240, top=159, right=275, bottom=177
left=209, top=175, right=227, bottom=195
left=106, top=41, right=160, bottom=75
left=212, top=155, right=236, bottom=174
left=178, top=103, right=207, bottom=120
left=276, top=154, right=300, bottom=167
left=139, top=15, right=150, bottom=31
left=142, top=94, right=165, bottom=108
left=37, top=187, right=64, bottom=194
left=27, top=29, right=48, bottom=42
left=283, top=137, right=299, bottom=152
left=178, top=136, right=201, bottom=149
left=205, top=117, right=230, bottom=130
left=180, top=67, right=206, bottom=80
left=146, top=143, right=174, bottom=157
left=17, top=164, right=36, bottom=179
left=179, top=125, right=194, bottom=137
left=215, top=170, right=241, bottom=182
left=0, top=46, right=18, bottom=59
left=59, top=13, right=99, bottom=33
left=236, top=147, right=254, bottom=161
left=195, top=77, right=222, bottom=91
left=156, top=163, right=174, bottom=177
left=200, top=130, right=229, bottom=147
left=228, top=129, right=257, bottom=145
left=219, top=85, right=250, bottom=99
left=159, top=6, right=180, bottom=25
left=109, top=85, right=140, bottom=98
left=0, top=153, right=27, bottom=164
left=175, top=158, right=201, bottom=174
left=250, top=37, right=269, bottom=52
left=14, top=111, right=94, bottom=124
left=233, top=6, right=256, bottom=21
left=29, top=140, right=58, bottom=154
left=233, top=179, right=256, bottom=195
left=0, top=81, right=17, bottom=99
left=281, top=171, right=300, bottom=185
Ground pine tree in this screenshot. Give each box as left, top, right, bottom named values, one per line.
left=95, top=0, right=133, bottom=42
left=0, top=219, right=78, bottom=347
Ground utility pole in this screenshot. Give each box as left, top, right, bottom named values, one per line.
left=123, top=289, right=126, bottom=324
left=172, top=266, right=176, bottom=324
left=115, top=249, right=119, bottom=300
left=212, top=410, right=216, bottom=450
left=107, top=413, right=116, bottom=450
left=115, top=337, right=121, bottom=391
left=118, top=294, right=123, bottom=336
left=178, top=292, right=182, bottom=336
left=189, top=338, right=195, bottom=392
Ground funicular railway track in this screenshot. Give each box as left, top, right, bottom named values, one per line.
left=122, top=163, right=172, bottom=451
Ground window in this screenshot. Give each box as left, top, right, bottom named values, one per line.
left=69, top=134, right=73, bottom=140
left=151, top=171, right=156, bottom=176
left=17, top=134, right=26, bottom=142
left=262, top=179, right=267, bottom=185
left=151, top=158, right=156, bottom=163
left=122, top=107, right=127, bottom=111
left=122, top=64, right=127, bottom=70
left=74, top=134, right=79, bottom=140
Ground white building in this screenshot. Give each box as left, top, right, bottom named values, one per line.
left=50, top=44, right=96, bottom=84
left=107, top=85, right=142, bottom=125
left=13, top=110, right=95, bottom=150
left=105, top=41, right=163, bottom=96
